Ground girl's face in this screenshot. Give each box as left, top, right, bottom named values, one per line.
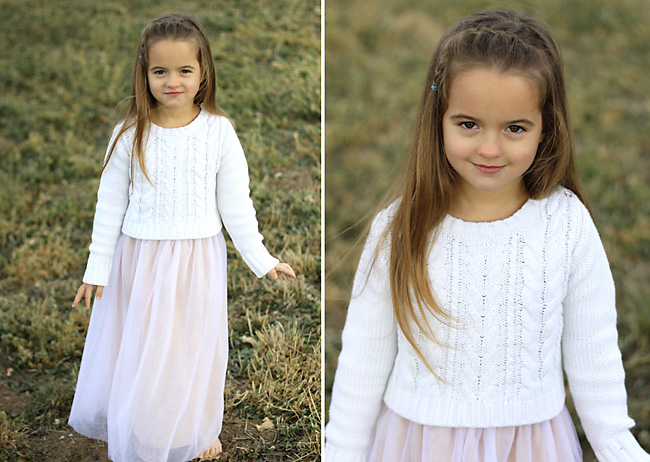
left=442, top=67, right=543, bottom=208
left=147, top=40, right=201, bottom=115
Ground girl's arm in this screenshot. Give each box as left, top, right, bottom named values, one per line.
left=81, top=126, right=131, bottom=287
left=215, top=120, right=281, bottom=278
left=562, top=198, right=650, bottom=461
left=324, top=209, right=398, bottom=462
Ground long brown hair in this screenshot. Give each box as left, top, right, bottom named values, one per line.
left=386, top=11, right=588, bottom=372
left=100, top=13, right=229, bottom=184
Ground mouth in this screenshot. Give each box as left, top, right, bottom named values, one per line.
left=165, top=92, right=183, bottom=96
left=473, top=163, right=505, bottom=174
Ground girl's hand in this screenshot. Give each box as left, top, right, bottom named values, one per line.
left=72, top=283, right=104, bottom=311
left=266, top=263, right=296, bottom=280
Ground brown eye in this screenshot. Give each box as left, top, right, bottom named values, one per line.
left=507, top=125, right=525, bottom=133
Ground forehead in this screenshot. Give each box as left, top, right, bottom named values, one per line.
left=446, top=68, right=542, bottom=120
left=148, top=39, right=199, bottom=65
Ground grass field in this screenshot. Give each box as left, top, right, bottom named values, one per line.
left=0, top=0, right=320, bottom=461
left=325, top=0, right=650, bottom=459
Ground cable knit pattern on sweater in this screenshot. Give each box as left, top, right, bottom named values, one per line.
left=82, top=110, right=279, bottom=286
left=325, top=187, right=650, bottom=462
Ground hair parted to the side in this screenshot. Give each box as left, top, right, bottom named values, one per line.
left=384, top=10, right=589, bottom=375
left=100, top=13, right=229, bottom=183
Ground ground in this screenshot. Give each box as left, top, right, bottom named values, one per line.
left=0, top=373, right=283, bottom=462
left=32, top=420, right=277, bottom=462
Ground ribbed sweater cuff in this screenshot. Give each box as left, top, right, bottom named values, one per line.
left=323, top=444, right=367, bottom=462
left=82, top=254, right=112, bottom=287
left=594, top=430, right=650, bottom=461
left=239, top=242, right=280, bottom=278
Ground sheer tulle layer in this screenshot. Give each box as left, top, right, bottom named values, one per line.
left=69, top=233, right=228, bottom=462
left=367, top=404, right=582, bottom=462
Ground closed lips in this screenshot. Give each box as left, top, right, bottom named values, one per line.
left=473, top=163, right=505, bottom=173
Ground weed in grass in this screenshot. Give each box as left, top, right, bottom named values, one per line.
left=0, top=295, right=87, bottom=372
left=30, top=382, right=77, bottom=433
left=245, top=319, right=321, bottom=460
left=0, top=412, right=27, bottom=456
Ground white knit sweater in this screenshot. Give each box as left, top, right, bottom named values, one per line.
left=325, top=187, right=650, bottom=462
left=83, top=110, right=279, bottom=286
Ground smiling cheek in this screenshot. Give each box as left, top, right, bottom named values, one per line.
left=516, top=148, right=538, bottom=176
left=512, top=136, right=540, bottom=168
left=147, top=77, right=163, bottom=96
left=442, top=127, right=471, bottom=169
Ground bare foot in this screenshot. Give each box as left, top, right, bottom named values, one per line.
left=198, top=438, right=222, bottom=460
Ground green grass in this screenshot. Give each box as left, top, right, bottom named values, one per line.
left=325, top=0, right=650, bottom=459
left=0, top=0, right=320, bottom=461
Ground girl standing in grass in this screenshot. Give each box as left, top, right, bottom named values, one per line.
left=325, top=10, right=650, bottom=462
left=69, top=13, right=295, bottom=462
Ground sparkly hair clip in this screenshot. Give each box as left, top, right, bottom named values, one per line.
left=431, top=85, right=438, bottom=91
left=138, top=55, right=143, bottom=59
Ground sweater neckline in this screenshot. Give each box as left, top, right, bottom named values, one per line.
left=150, top=109, right=206, bottom=133
left=441, top=194, right=543, bottom=238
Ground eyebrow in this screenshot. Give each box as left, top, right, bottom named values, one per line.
left=149, top=64, right=198, bottom=70
left=449, top=113, right=537, bottom=126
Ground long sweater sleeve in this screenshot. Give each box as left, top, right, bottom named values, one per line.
left=562, top=204, right=650, bottom=461
left=324, top=210, right=398, bottom=462
left=82, top=127, right=131, bottom=286
left=215, top=122, right=279, bottom=278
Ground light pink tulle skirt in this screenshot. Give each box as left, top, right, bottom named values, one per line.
left=367, top=404, right=583, bottom=462
left=69, top=233, right=228, bottom=462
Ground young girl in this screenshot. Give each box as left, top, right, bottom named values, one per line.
left=69, top=13, right=295, bottom=462
left=325, top=10, right=650, bottom=462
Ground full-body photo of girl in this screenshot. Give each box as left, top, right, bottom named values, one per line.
left=325, top=10, right=650, bottom=462
left=69, top=13, right=295, bottom=462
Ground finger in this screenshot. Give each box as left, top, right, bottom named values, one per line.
left=85, top=289, right=92, bottom=311
left=72, top=287, right=84, bottom=308
left=267, top=269, right=278, bottom=280
left=279, top=264, right=296, bottom=279
left=96, top=286, right=104, bottom=300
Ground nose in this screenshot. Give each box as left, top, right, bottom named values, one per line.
left=476, top=134, right=501, bottom=158
left=166, top=77, right=180, bottom=89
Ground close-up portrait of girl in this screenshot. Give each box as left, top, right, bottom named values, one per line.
left=325, top=1, right=650, bottom=461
